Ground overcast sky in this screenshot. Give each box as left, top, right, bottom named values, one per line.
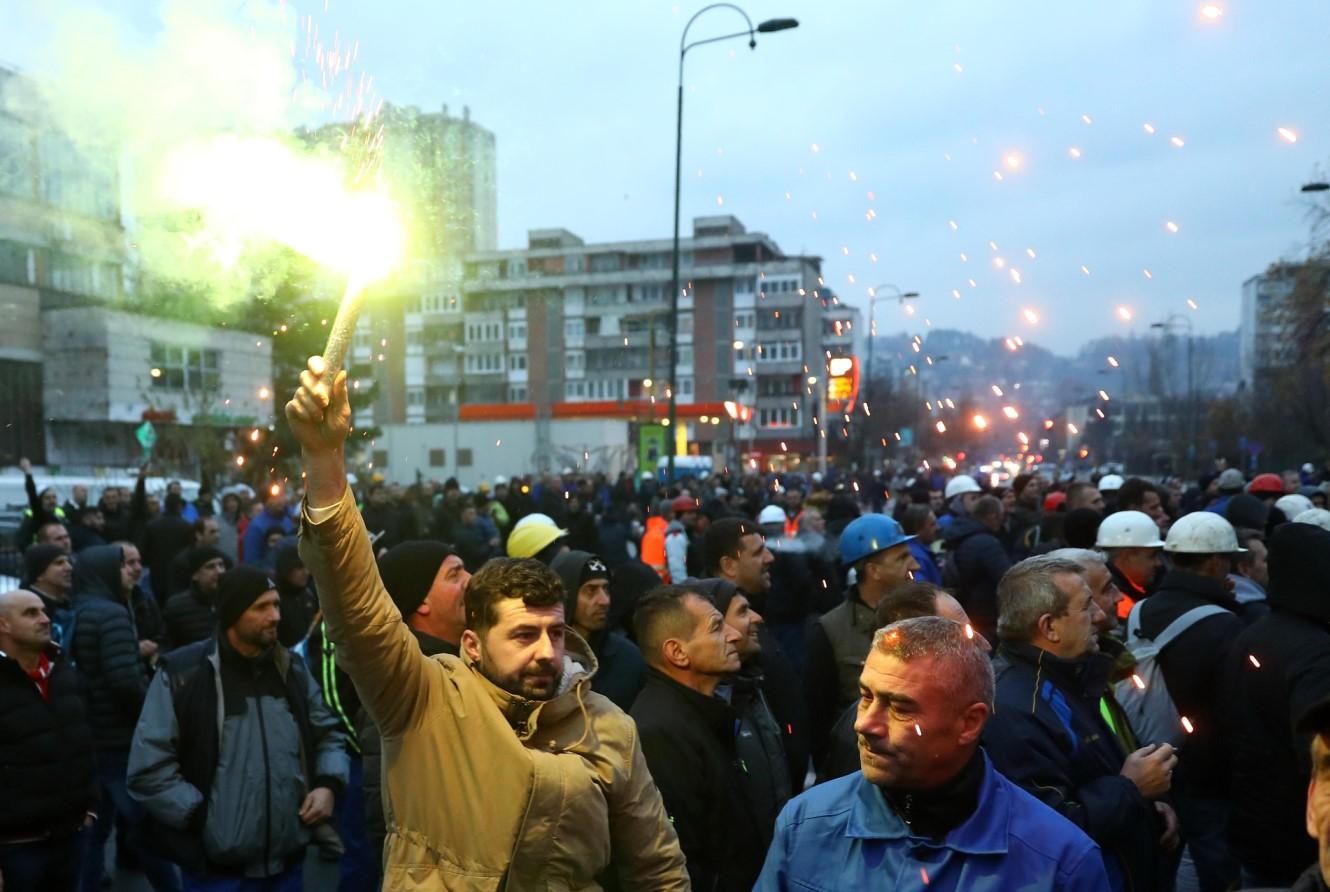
left=6, top=0, right=1329, bottom=354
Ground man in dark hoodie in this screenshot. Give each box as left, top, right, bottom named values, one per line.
left=140, top=492, right=196, bottom=607
left=69, top=544, right=180, bottom=892
left=550, top=550, right=645, bottom=711
left=273, top=545, right=317, bottom=648
left=350, top=541, right=469, bottom=886
left=1225, top=522, right=1330, bottom=887
left=163, top=546, right=229, bottom=649
left=941, top=494, right=1012, bottom=645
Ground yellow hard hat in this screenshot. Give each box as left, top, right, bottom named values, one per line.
left=506, top=521, right=567, bottom=559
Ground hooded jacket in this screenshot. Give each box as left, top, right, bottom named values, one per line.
left=164, top=583, right=218, bottom=649
left=1225, top=522, right=1330, bottom=884
left=69, top=544, right=149, bottom=750
left=984, top=642, right=1161, bottom=891
left=941, top=516, right=1012, bottom=644
left=299, top=486, right=689, bottom=892
left=551, top=550, right=646, bottom=711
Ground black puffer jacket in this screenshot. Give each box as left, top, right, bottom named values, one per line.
left=0, top=644, right=98, bottom=837
left=69, top=544, right=149, bottom=750
left=1225, top=522, right=1330, bottom=884
left=163, top=585, right=216, bottom=650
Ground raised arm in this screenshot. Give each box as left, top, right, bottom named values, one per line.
left=288, top=355, right=436, bottom=738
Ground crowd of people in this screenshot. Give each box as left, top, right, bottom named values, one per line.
left=2, top=358, right=1329, bottom=892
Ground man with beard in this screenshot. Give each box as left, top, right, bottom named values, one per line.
left=285, top=355, right=687, bottom=890
left=551, top=550, right=645, bottom=711
left=129, top=567, right=348, bottom=889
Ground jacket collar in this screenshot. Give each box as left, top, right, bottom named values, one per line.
left=642, top=666, right=735, bottom=740
left=997, top=640, right=1114, bottom=700
left=1158, top=569, right=1241, bottom=611
left=845, top=750, right=1007, bottom=855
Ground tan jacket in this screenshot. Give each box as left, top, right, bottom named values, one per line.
left=299, top=487, right=689, bottom=891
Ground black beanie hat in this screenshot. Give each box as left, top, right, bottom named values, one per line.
left=686, top=576, right=740, bottom=617
left=377, top=541, right=457, bottom=620
left=274, top=544, right=304, bottom=582
left=216, top=565, right=277, bottom=630
left=183, top=546, right=228, bottom=580
left=23, top=544, right=66, bottom=586
left=549, top=550, right=610, bottom=612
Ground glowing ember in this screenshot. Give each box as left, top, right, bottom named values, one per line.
left=1131, top=674, right=1145, bottom=690
left=1022, top=309, right=1040, bottom=325
left=935, top=421, right=947, bottom=434
left=1004, top=152, right=1023, bottom=170
left=1277, top=127, right=1298, bottom=144
left=973, top=414, right=989, bottom=430
left=1187, top=298, right=1199, bottom=310
left=1068, top=146, right=1083, bottom=159
left=1117, top=306, right=1134, bottom=321
left=1200, top=3, right=1223, bottom=20
left=914, top=723, right=923, bottom=737
left=1166, top=221, right=1180, bottom=234
left=1107, top=355, right=1120, bottom=367
left=1248, top=654, right=1261, bottom=668
left=1181, top=716, right=1195, bottom=734
left=1003, top=406, right=1019, bottom=420
left=964, top=624, right=975, bottom=639
left=257, top=387, right=271, bottom=400
left=1170, top=136, right=1186, bottom=148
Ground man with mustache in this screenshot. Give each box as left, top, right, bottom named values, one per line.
left=757, top=616, right=1109, bottom=890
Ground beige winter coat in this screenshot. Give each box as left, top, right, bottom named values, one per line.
left=299, top=487, right=689, bottom=891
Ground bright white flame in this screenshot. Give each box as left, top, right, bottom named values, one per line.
left=1181, top=716, right=1195, bottom=734
left=1200, top=3, right=1223, bottom=20
left=1166, top=221, right=1180, bottom=234
left=1277, top=127, right=1298, bottom=144
left=1003, top=406, right=1019, bottom=420
left=1117, top=306, right=1134, bottom=321
left=1022, top=309, right=1040, bottom=325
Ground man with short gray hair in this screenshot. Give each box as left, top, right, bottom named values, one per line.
left=984, top=555, right=1179, bottom=889
left=758, top=615, right=1108, bottom=890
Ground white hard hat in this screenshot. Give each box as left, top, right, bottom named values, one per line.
left=1302, top=463, right=1315, bottom=475
left=1164, top=511, right=1245, bottom=554
left=944, top=476, right=981, bottom=499
left=1294, top=508, right=1330, bottom=532
left=811, top=471, right=824, bottom=483
left=1095, top=510, right=1165, bottom=549
left=494, top=475, right=509, bottom=486
left=1275, top=493, right=1314, bottom=519
left=757, top=505, right=787, bottom=525
left=1097, top=474, right=1125, bottom=492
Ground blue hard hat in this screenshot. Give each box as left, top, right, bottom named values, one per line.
left=838, top=514, right=915, bottom=566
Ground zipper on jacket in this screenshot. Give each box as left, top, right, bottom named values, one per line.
left=254, top=684, right=272, bottom=873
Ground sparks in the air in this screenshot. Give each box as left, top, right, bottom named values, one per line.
left=1108, top=355, right=1120, bottom=367
left=973, top=414, right=989, bottom=430
left=1170, top=136, right=1186, bottom=148
left=1181, top=716, right=1195, bottom=734
left=1004, top=152, right=1023, bottom=171
left=1248, top=654, right=1261, bottom=669
left=1022, top=308, right=1040, bottom=325
left=1143, top=123, right=1156, bottom=135
left=1131, top=674, right=1146, bottom=690
left=1003, top=406, right=1019, bottom=420
left=1277, top=127, right=1299, bottom=144
left=1081, top=114, right=1093, bottom=125
left=1098, top=390, right=1111, bottom=402
left=1117, top=306, right=1134, bottom=321
left=1187, top=298, right=1199, bottom=310
left=1067, top=423, right=1080, bottom=435
left=1068, top=146, right=1083, bottom=159
left=991, top=384, right=1004, bottom=397
left=1199, top=3, right=1223, bottom=21
left=935, top=421, right=947, bottom=433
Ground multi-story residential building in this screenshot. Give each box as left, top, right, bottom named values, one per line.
left=1239, top=263, right=1328, bottom=386
left=363, top=215, right=869, bottom=480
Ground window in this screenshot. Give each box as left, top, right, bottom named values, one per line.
left=564, top=319, right=584, bottom=338
left=590, top=253, right=621, bottom=273
left=564, top=380, right=587, bottom=400
left=735, top=277, right=755, bottom=294
left=0, top=118, right=33, bottom=199
left=680, top=377, right=693, bottom=396
left=565, top=351, right=584, bottom=370
left=150, top=343, right=220, bottom=391
left=676, top=346, right=693, bottom=368
left=429, top=448, right=446, bottom=467
left=756, top=340, right=802, bottom=363
left=458, top=449, right=473, bottom=467
left=0, top=240, right=34, bottom=286
left=508, top=385, right=528, bottom=401
left=734, top=312, right=755, bottom=330
left=509, top=354, right=527, bottom=371
left=508, top=322, right=527, bottom=339
left=758, top=407, right=800, bottom=428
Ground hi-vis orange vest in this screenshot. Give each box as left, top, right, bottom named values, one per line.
left=642, top=515, right=669, bottom=581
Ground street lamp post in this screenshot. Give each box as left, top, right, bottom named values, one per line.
left=1151, top=315, right=1196, bottom=476
left=864, top=283, right=919, bottom=466
left=666, top=5, right=797, bottom=483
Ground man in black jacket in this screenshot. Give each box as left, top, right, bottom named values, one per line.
left=1225, top=522, right=1330, bottom=886
left=1139, top=511, right=1247, bottom=891
left=21, top=545, right=73, bottom=628
left=983, top=555, right=1179, bottom=890
left=163, top=546, right=228, bottom=649
left=0, top=590, right=98, bottom=892
left=941, top=494, right=1012, bottom=644
left=550, top=550, right=645, bottom=711
left=69, top=545, right=179, bottom=892
left=630, top=584, right=763, bottom=891
left=691, top=577, right=791, bottom=850
left=140, top=492, right=195, bottom=607
left=353, top=541, right=467, bottom=886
